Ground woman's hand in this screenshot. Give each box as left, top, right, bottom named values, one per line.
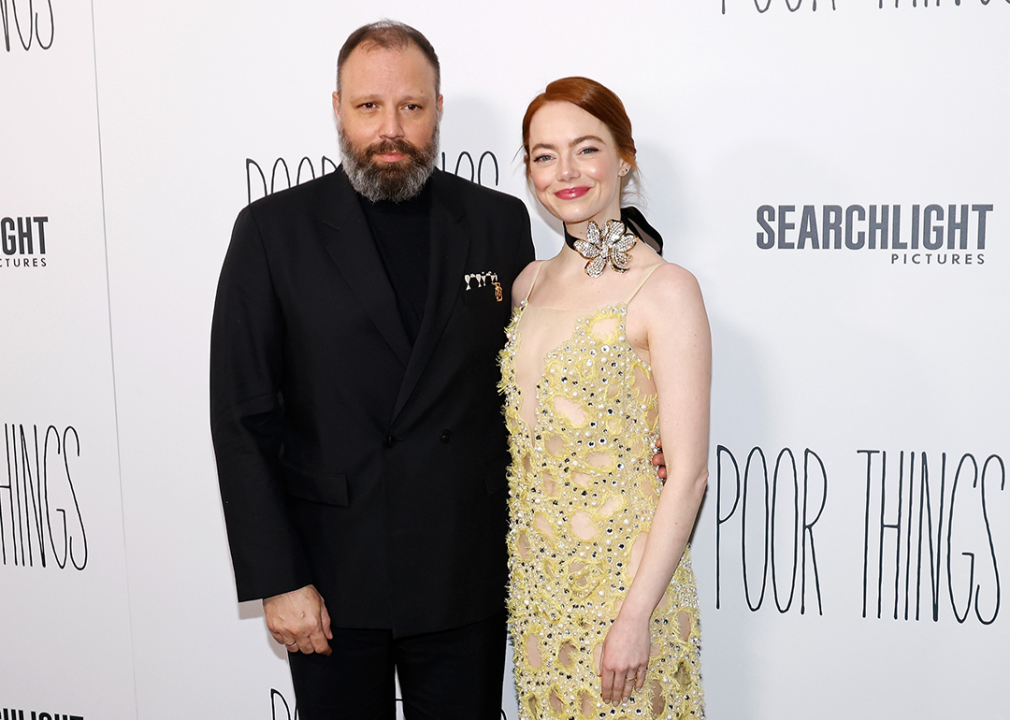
left=598, top=610, right=651, bottom=704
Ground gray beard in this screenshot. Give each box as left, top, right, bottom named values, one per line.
left=340, top=125, right=439, bottom=203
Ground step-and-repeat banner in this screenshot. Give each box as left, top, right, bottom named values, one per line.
left=2, top=1, right=1006, bottom=718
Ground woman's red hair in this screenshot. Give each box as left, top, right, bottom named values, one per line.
left=521, top=77, right=637, bottom=176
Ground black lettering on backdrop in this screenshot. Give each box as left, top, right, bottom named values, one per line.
left=890, top=252, right=986, bottom=265
left=845, top=205, right=866, bottom=249
left=715, top=445, right=827, bottom=615
left=823, top=205, right=842, bottom=248
left=777, top=205, right=795, bottom=249
left=445, top=150, right=499, bottom=186
left=1, top=216, right=47, bottom=255
left=740, top=447, right=768, bottom=610
left=755, top=206, right=774, bottom=249
left=722, top=0, right=1005, bottom=12
left=270, top=689, right=296, bottom=720
left=860, top=450, right=1004, bottom=624
left=0, top=711, right=83, bottom=720
left=977, top=455, right=1004, bottom=624
left=246, top=156, right=338, bottom=204
left=0, top=0, right=53, bottom=52
left=756, top=204, right=993, bottom=265
left=246, top=151, right=500, bottom=204
left=880, top=0, right=1010, bottom=8
left=269, top=688, right=509, bottom=720
left=0, top=216, right=49, bottom=267
left=720, top=0, right=837, bottom=14
left=922, top=204, right=944, bottom=249
left=0, top=424, right=86, bottom=570
left=771, top=449, right=800, bottom=612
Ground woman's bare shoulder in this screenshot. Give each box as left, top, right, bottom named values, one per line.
left=511, top=260, right=545, bottom=307
left=637, top=261, right=706, bottom=319
left=645, top=261, right=702, bottom=297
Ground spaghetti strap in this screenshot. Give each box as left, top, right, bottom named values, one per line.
left=624, top=263, right=662, bottom=304
left=522, top=262, right=544, bottom=303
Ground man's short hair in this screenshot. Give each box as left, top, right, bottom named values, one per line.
left=337, top=20, right=441, bottom=96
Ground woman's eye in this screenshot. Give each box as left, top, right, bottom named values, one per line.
left=533, top=154, right=552, bottom=163
left=579, top=146, right=599, bottom=155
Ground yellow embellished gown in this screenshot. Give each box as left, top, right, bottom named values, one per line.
left=498, top=265, right=704, bottom=720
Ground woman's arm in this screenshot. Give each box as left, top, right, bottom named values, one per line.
left=598, top=262, right=712, bottom=704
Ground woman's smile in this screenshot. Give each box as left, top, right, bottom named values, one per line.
left=554, top=186, right=591, bottom=200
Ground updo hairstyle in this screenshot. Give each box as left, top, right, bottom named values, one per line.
left=521, top=76, right=638, bottom=185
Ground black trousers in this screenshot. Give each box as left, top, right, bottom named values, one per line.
left=288, top=609, right=507, bottom=720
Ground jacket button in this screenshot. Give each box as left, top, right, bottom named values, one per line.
left=440, top=429, right=452, bottom=443
left=383, top=434, right=397, bottom=448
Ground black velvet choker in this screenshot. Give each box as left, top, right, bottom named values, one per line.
left=562, top=207, right=664, bottom=255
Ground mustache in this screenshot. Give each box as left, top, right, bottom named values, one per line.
left=365, top=138, right=426, bottom=163
left=339, top=123, right=438, bottom=203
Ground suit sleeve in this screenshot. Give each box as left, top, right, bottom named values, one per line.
left=210, top=206, right=312, bottom=601
left=513, top=199, right=537, bottom=278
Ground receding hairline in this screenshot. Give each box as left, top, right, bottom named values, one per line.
left=336, top=20, right=441, bottom=95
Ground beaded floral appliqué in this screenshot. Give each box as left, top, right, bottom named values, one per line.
left=498, top=303, right=704, bottom=720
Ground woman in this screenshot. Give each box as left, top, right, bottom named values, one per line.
left=499, top=77, right=710, bottom=720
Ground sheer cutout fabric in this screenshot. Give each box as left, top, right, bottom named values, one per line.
left=500, top=302, right=704, bottom=719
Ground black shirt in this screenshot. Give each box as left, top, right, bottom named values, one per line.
left=358, top=183, right=431, bottom=345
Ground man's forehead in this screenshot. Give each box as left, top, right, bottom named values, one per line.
left=345, top=42, right=434, bottom=76
left=353, top=38, right=410, bottom=56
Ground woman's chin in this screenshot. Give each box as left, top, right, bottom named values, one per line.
left=552, top=211, right=595, bottom=228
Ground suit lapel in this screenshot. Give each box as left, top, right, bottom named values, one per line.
left=318, top=170, right=412, bottom=367
left=390, top=171, right=470, bottom=421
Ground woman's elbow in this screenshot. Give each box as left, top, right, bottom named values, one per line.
left=690, top=468, right=709, bottom=498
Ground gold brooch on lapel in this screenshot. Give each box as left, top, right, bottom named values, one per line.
left=464, top=271, right=503, bottom=302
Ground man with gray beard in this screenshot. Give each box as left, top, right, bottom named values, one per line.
left=210, top=20, right=534, bottom=720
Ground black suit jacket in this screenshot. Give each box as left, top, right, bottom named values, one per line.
left=211, top=168, right=534, bottom=636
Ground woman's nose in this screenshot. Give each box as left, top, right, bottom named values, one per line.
left=558, top=156, right=578, bottom=180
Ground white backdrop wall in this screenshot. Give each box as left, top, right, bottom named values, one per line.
left=2, top=0, right=1007, bottom=718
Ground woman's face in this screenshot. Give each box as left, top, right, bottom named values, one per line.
left=527, top=101, right=629, bottom=229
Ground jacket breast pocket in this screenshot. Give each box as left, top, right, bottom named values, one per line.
left=281, top=459, right=349, bottom=507
left=462, top=271, right=505, bottom=308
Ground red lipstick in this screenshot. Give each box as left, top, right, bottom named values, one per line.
left=554, top=186, right=590, bottom=200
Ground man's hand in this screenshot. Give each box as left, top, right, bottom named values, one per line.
left=263, top=584, right=333, bottom=656
left=652, top=436, right=667, bottom=482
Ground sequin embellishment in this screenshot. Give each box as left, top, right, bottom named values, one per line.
left=499, top=303, right=704, bottom=720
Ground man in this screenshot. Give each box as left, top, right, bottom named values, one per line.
left=210, top=21, right=534, bottom=720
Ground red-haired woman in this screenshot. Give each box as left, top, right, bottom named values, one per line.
left=499, top=77, right=709, bottom=720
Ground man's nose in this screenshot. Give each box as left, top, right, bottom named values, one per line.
left=379, top=108, right=404, bottom=139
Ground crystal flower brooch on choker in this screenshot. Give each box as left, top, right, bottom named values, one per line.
left=570, top=219, right=638, bottom=277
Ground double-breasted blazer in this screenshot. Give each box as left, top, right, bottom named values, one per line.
left=211, top=167, right=535, bottom=636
